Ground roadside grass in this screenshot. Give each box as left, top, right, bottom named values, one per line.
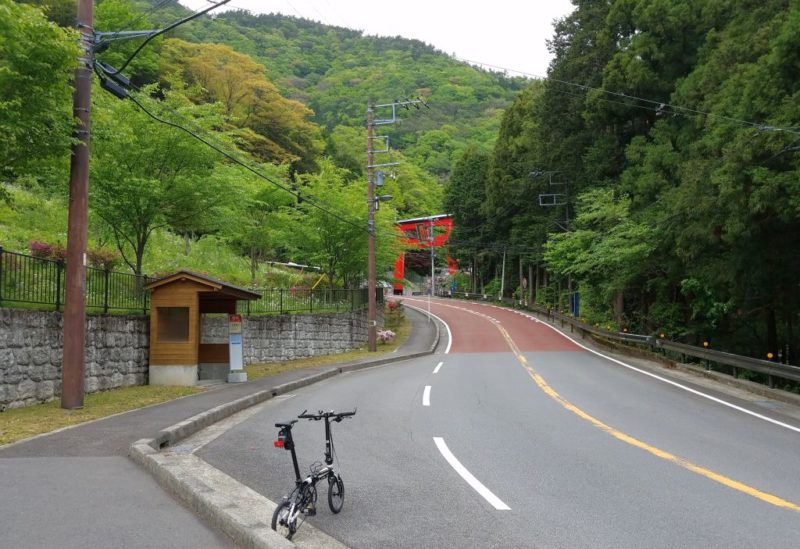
left=0, top=385, right=204, bottom=446
left=246, top=316, right=411, bottom=380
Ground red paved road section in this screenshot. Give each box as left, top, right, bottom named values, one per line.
left=403, top=298, right=582, bottom=353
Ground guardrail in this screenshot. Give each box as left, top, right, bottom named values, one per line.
left=656, top=339, right=800, bottom=384
left=443, top=291, right=800, bottom=388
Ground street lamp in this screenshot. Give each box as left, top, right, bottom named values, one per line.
left=375, top=194, right=393, bottom=210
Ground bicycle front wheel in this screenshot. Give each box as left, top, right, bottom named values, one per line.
left=271, top=499, right=296, bottom=540
left=328, top=474, right=345, bottom=513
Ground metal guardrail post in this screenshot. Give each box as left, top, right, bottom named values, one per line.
left=103, top=268, right=110, bottom=314
left=142, top=275, right=149, bottom=315
left=55, top=258, right=64, bottom=312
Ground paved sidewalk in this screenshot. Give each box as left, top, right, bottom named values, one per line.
left=0, top=306, right=437, bottom=549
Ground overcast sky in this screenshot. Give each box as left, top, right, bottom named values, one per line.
left=180, top=0, right=575, bottom=77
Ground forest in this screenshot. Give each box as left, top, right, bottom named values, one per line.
left=444, top=0, right=800, bottom=362
left=2, top=0, right=798, bottom=362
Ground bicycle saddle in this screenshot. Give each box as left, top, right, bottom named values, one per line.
left=275, top=419, right=298, bottom=428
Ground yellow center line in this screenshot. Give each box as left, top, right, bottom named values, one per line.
left=493, top=323, right=800, bottom=513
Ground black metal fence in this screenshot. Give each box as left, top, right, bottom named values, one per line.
left=0, top=247, right=383, bottom=316
left=0, top=247, right=149, bottom=313
left=240, top=287, right=382, bottom=315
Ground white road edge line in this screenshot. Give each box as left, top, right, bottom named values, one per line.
left=533, top=316, right=800, bottom=434
left=423, top=385, right=432, bottom=406
left=433, top=437, right=510, bottom=511
left=404, top=303, right=452, bottom=354
left=433, top=361, right=443, bottom=374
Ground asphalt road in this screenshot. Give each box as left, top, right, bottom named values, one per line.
left=199, top=298, right=800, bottom=548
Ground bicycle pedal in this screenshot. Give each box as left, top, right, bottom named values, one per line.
left=305, top=507, right=316, bottom=516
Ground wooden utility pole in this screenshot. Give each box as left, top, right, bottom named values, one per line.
left=62, top=0, right=94, bottom=409
left=366, top=101, right=377, bottom=351
left=365, top=98, right=425, bottom=349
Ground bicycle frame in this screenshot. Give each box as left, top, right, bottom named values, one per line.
left=275, top=415, right=337, bottom=483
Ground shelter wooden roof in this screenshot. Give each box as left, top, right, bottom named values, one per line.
left=144, top=270, right=261, bottom=301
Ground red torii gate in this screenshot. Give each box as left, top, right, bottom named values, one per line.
left=393, top=214, right=458, bottom=295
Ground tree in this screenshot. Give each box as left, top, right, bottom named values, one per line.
left=16, top=0, right=75, bottom=27
left=288, top=159, right=403, bottom=288
left=219, top=162, right=298, bottom=281
left=324, top=124, right=443, bottom=217
left=159, top=39, right=324, bottom=172
left=443, top=146, right=491, bottom=292
left=544, top=188, right=655, bottom=326
left=0, top=0, right=76, bottom=185
left=90, top=90, right=225, bottom=275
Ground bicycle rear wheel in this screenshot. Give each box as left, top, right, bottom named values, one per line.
left=271, top=499, right=296, bottom=540
left=328, top=474, right=345, bottom=513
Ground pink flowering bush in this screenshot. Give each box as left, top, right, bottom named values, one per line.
left=29, top=240, right=66, bottom=261
left=377, top=329, right=395, bottom=344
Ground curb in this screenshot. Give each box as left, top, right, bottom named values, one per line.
left=130, top=312, right=441, bottom=547
left=130, top=440, right=293, bottom=549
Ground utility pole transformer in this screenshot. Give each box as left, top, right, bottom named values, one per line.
left=62, top=0, right=94, bottom=409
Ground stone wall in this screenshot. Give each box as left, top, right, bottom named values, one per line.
left=1, top=307, right=378, bottom=409
left=200, top=310, right=381, bottom=363
left=0, top=309, right=149, bottom=410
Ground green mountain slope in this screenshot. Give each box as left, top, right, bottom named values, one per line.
left=157, top=5, right=528, bottom=179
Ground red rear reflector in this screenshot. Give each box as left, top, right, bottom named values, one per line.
left=274, top=440, right=284, bottom=448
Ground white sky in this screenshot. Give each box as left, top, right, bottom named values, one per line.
left=180, top=1, right=575, bottom=77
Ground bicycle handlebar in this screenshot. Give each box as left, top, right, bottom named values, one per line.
left=297, top=408, right=357, bottom=421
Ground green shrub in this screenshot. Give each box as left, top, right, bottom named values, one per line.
left=385, top=299, right=405, bottom=330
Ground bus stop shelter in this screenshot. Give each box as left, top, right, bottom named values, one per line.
left=145, top=270, right=261, bottom=386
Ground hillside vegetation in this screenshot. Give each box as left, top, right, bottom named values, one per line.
left=2, top=0, right=518, bottom=286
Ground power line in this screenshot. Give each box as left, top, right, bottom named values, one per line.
left=457, top=57, right=800, bottom=137
left=105, top=0, right=233, bottom=76
left=97, top=89, right=404, bottom=244
left=124, top=92, right=368, bottom=234
left=94, top=0, right=372, bottom=235
left=105, top=0, right=177, bottom=34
